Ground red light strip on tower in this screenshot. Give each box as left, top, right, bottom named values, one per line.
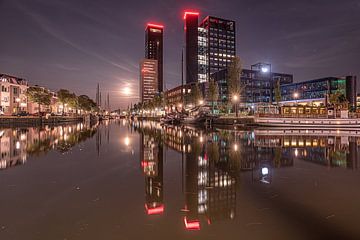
left=147, top=23, right=164, bottom=29
left=184, top=217, right=200, bottom=230
left=145, top=204, right=164, bottom=215
left=183, top=11, right=199, bottom=20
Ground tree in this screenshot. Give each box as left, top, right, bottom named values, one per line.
left=274, top=79, right=282, bottom=114
left=227, top=56, right=242, bottom=97
left=329, top=91, right=348, bottom=115
left=68, top=93, right=79, bottom=114
left=227, top=56, right=242, bottom=116
left=26, top=86, right=51, bottom=114
left=188, top=83, right=202, bottom=106
left=208, top=78, right=219, bottom=114
left=78, top=95, right=97, bottom=113
left=274, top=79, right=282, bottom=105
left=153, top=93, right=163, bottom=109
left=57, top=89, right=72, bottom=114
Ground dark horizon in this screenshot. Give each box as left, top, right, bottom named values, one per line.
left=1, top=0, right=359, bottom=108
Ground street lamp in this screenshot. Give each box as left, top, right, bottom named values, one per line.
left=232, top=94, right=239, bottom=117
left=198, top=99, right=204, bottom=105
left=293, top=92, right=299, bottom=105
left=15, top=98, right=21, bottom=114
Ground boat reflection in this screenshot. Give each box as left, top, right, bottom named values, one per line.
left=0, top=123, right=98, bottom=170
left=133, top=121, right=360, bottom=231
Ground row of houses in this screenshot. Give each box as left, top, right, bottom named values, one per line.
left=0, top=73, right=66, bottom=115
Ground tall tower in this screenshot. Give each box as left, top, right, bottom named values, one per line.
left=184, top=11, right=199, bottom=84
left=145, top=23, right=164, bottom=92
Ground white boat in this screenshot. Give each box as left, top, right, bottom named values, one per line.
left=255, top=117, right=360, bottom=129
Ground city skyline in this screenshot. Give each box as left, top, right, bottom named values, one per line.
left=1, top=0, right=359, bottom=108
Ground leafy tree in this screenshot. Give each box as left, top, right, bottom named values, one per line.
left=227, top=56, right=242, bottom=97
left=227, top=56, right=243, bottom=116
left=57, top=89, right=72, bottom=113
left=153, top=94, right=163, bottom=108
left=208, top=78, right=219, bottom=114
left=78, top=95, right=97, bottom=112
left=26, top=86, right=51, bottom=113
left=188, top=83, right=202, bottom=106
left=274, top=79, right=282, bottom=105
left=68, top=93, right=79, bottom=114
left=329, top=91, right=348, bottom=115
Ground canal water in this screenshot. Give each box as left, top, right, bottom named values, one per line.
left=0, top=120, right=360, bottom=240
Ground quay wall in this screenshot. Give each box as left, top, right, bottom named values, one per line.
left=0, top=116, right=84, bottom=127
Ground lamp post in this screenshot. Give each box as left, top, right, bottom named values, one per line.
left=232, top=94, right=239, bottom=117
left=293, top=92, right=299, bottom=116
left=15, top=97, right=21, bottom=114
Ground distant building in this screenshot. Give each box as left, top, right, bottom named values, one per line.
left=279, top=75, right=357, bottom=109
left=145, top=23, right=164, bottom=92
left=0, top=74, right=28, bottom=115
left=164, top=83, right=193, bottom=106
left=140, top=59, right=158, bottom=103
left=211, top=63, right=293, bottom=105
left=184, top=12, right=236, bottom=84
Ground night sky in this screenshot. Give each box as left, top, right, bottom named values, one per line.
left=1, top=0, right=359, bottom=108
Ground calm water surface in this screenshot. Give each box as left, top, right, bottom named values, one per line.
left=0, top=120, right=360, bottom=240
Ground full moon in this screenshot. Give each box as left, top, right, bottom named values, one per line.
left=122, top=87, right=131, bottom=96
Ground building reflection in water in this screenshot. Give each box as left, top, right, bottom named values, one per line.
left=0, top=123, right=98, bottom=170
left=132, top=121, right=360, bottom=231
left=137, top=121, right=164, bottom=215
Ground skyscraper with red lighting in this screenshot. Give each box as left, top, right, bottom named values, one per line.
left=183, top=11, right=236, bottom=84
left=184, top=12, right=199, bottom=84
left=145, top=24, right=164, bottom=92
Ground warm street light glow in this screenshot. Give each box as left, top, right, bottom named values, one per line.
left=293, top=92, right=299, bottom=98
left=178, top=103, right=183, bottom=108
left=232, top=94, right=239, bottom=102
left=198, top=99, right=204, bottom=105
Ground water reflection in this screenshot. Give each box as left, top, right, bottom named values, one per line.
left=132, top=121, right=360, bottom=231
left=0, top=123, right=97, bottom=170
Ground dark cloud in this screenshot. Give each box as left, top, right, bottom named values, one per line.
left=0, top=0, right=359, bottom=108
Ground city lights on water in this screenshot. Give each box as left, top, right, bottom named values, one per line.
left=233, top=144, right=238, bottom=151
left=124, top=136, right=130, bottom=146
left=261, top=167, right=269, bottom=176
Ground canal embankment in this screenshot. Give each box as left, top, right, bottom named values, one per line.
left=0, top=116, right=84, bottom=127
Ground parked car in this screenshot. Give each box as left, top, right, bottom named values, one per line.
left=12, top=111, right=29, bottom=117
left=31, top=112, right=46, bottom=117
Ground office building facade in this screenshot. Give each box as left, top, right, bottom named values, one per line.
left=145, top=24, right=164, bottom=92
left=211, top=63, right=293, bottom=104
left=279, top=75, right=357, bottom=108
left=198, top=16, right=236, bottom=83
left=184, top=12, right=236, bottom=84
left=140, top=59, right=158, bottom=103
